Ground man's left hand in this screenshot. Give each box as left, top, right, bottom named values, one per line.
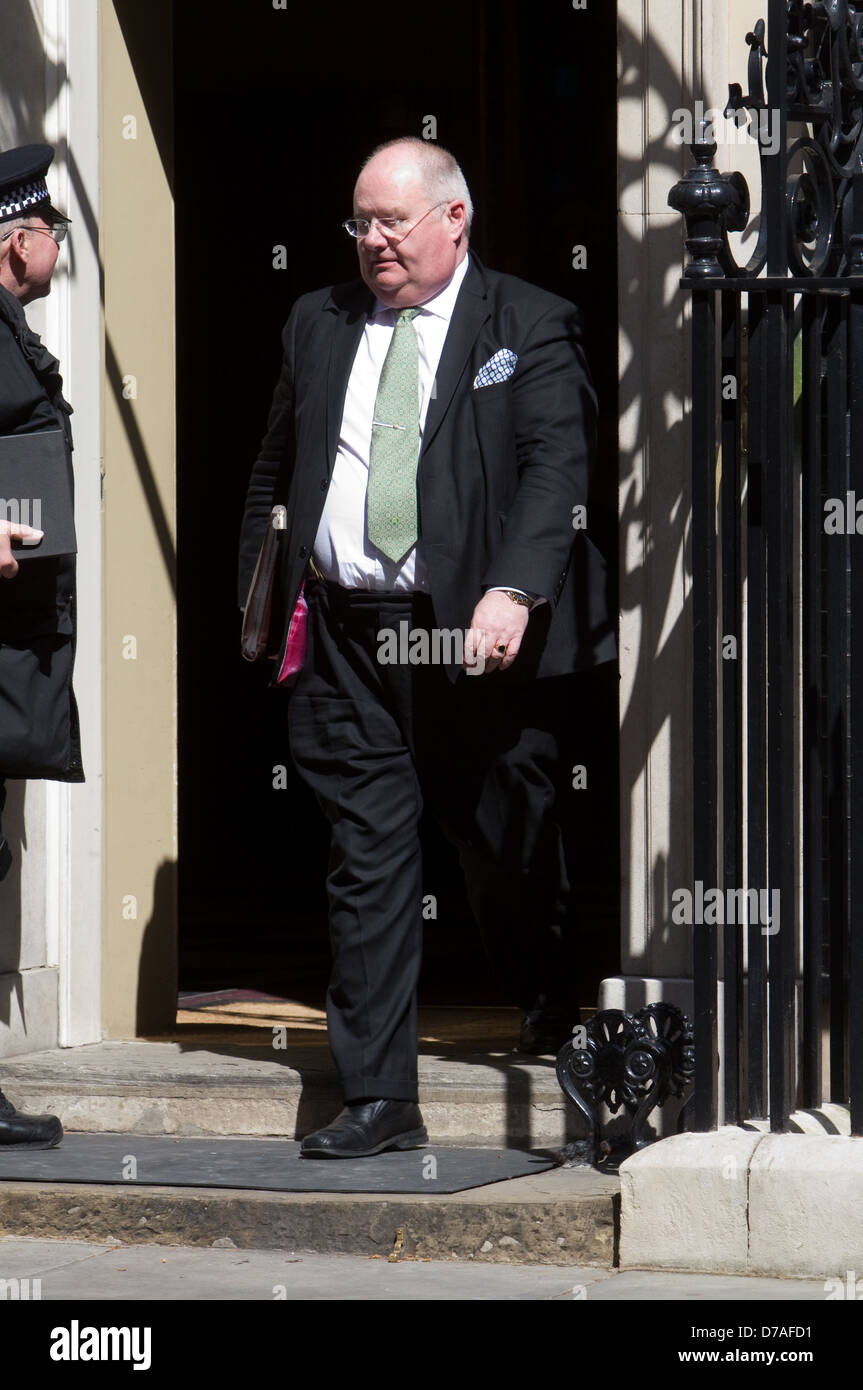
left=464, top=591, right=530, bottom=675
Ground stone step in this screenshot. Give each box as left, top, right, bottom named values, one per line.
left=0, top=1166, right=619, bottom=1267
left=0, top=1006, right=586, bottom=1149
left=0, top=1007, right=616, bottom=1266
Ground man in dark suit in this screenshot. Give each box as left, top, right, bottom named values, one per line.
left=238, top=138, right=615, bottom=1157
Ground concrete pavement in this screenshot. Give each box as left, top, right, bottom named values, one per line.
left=0, top=1235, right=839, bottom=1300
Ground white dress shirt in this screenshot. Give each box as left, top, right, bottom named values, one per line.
left=312, top=253, right=471, bottom=591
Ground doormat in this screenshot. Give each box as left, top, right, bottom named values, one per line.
left=0, top=1133, right=557, bottom=1194
left=178, top=989, right=291, bottom=1009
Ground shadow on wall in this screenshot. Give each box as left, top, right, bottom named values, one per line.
left=0, top=0, right=60, bottom=147
left=615, top=10, right=761, bottom=975
left=136, top=859, right=179, bottom=1037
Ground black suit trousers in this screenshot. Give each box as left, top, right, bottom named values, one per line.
left=287, top=580, right=582, bottom=1102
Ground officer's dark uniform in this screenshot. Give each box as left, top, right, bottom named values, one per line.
left=0, top=144, right=77, bottom=1150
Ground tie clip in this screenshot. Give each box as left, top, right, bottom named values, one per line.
left=372, top=419, right=406, bottom=430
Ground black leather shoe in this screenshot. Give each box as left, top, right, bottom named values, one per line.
left=517, top=1009, right=577, bottom=1056
left=0, top=1089, right=63, bottom=1149
left=300, top=1099, right=427, bottom=1158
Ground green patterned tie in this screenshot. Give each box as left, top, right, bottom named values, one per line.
left=367, top=306, right=422, bottom=562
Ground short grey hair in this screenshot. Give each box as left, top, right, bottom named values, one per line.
left=0, top=217, right=28, bottom=255
left=0, top=216, right=28, bottom=230
left=359, top=137, right=474, bottom=238
left=0, top=216, right=50, bottom=261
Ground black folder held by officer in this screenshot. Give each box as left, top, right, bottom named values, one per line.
left=0, top=142, right=81, bottom=1150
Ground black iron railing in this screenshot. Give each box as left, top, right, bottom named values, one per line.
left=668, top=0, right=863, bottom=1133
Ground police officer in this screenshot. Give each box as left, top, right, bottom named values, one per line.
left=0, top=144, right=80, bottom=1149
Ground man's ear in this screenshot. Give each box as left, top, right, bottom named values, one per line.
left=447, top=200, right=467, bottom=240
left=6, top=228, right=29, bottom=263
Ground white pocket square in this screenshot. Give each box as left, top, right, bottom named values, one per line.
left=473, top=348, right=518, bottom=389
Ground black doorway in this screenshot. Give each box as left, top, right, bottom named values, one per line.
left=174, top=0, right=620, bottom=1006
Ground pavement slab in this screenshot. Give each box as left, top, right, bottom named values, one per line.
left=0, top=1236, right=836, bottom=1301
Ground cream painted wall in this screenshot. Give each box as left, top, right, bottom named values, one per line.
left=612, top=0, right=761, bottom=1004
left=99, top=0, right=177, bottom=1037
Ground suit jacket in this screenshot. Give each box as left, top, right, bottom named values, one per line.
left=237, top=253, right=616, bottom=682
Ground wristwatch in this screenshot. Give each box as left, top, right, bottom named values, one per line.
left=500, top=589, right=536, bottom=610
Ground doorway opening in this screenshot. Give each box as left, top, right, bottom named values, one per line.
left=174, top=0, right=620, bottom=1014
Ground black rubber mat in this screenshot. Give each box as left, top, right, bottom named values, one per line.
left=0, top=1133, right=556, bottom=1193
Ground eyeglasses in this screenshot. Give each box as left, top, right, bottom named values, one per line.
left=342, top=201, right=450, bottom=241
left=0, top=222, right=68, bottom=244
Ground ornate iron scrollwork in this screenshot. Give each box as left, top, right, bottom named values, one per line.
left=555, top=1004, right=695, bottom=1172
left=670, top=1, right=863, bottom=278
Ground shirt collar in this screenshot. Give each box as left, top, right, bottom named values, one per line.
left=371, top=250, right=471, bottom=323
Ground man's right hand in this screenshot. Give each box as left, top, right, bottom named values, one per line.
left=0, top=523, right=44, bottom=579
